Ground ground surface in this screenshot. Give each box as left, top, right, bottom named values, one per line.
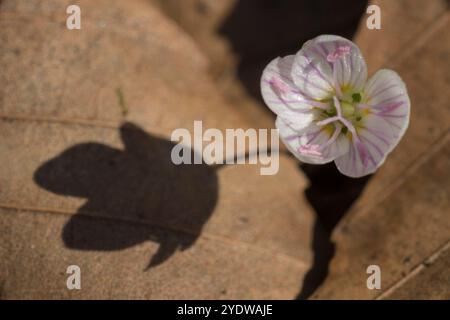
left=0, top=0, right=449, bottom=299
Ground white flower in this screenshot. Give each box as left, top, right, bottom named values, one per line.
left=260, top=35, right=410, bottom=177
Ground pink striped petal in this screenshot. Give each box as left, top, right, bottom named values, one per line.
left=334, top=114, right=395, bottom=177
left=363, top=69, right=410, bottom=148
left=261, top=55, right=322, bottom=115
left=277, top=118, right=349, bottom=164
left=277, top=108, right=318, bottom=132
left=293, top=35, right=367, bottom=99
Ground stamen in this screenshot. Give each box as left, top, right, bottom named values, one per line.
left=327, top=45, right=351, bottom=62
left=269, top=76, right=291, bottom=95
left=298, top=144, right=322, bottom=156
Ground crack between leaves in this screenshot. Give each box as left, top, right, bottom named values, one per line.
left=375, top=239, right=450, bottom=300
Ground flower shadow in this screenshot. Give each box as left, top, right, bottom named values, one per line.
left=33, top=122, right=218, bottom=269
left=296, top=163, right=371, bottom=299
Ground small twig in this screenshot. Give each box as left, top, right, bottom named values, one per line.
left=115, top=87, right=128, bottom=117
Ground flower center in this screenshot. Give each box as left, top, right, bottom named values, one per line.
left=341, top=101, right=355, bottom=118
left=316, top=91, right=366, bottom=140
